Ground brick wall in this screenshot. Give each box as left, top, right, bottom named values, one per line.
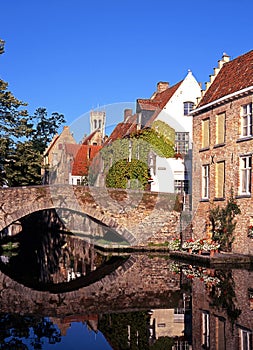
left=192, top=93, right=253, bottom=254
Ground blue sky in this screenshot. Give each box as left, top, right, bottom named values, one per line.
left=1, top=0, right=252, bottom=138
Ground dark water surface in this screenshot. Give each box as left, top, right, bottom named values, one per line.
left=0, top=228, right=252, bottom=349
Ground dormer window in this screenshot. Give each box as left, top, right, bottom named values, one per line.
left=184, top=101, right=194, bottom=115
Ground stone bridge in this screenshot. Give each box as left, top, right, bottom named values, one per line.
left=0, top=185, right=180, bottom=245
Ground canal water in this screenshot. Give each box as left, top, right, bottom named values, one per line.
left=0, top=227, right=252, bottom=349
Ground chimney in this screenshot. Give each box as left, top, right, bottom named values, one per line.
left=124, top=109, right=132, bottom=121
left=157, top=81, right=169, bottom=93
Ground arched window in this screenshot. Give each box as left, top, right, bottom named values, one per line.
left=184, top=101, right=194, bottom=115
left=94, top=119, right=97, bottom=129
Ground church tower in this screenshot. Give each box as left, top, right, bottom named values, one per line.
left=90, top=110, right=106, bottom=138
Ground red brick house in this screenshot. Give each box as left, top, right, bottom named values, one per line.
left=191, top=50, right=253, bottom=254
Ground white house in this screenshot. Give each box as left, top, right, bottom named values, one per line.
left=137, top=70, right=201, bottom=196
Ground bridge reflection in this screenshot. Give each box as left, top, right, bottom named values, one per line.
left=1, top=229, right=253, bottom=349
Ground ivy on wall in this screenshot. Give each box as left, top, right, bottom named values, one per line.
left=106, top=159, right=149, bottom=189
left=99, top=124, right=175, bottom=189
left=151, top=120, right=175, bottom=146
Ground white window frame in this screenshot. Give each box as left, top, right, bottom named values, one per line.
left=202, top=165, right=209, bottom=199
left=241, top=104, right=252, bottom=137
left=202, top=311, right=210, bottom=349
left=240, top=155, right=252, bottom=195
left=175, top=132, right=190, bottom=154
left=184, top=101, right=194, bottom=115
left=239, top=327, right=252, bottom=350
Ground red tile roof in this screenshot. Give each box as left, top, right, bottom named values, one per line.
left=137, top=80, right=183, bottom=111
left=104, top=122, right=138, bottom=145
left=65, top=144, right=102, bottom=176
left=82, top=130, right=98, bottom=144
left=198, top=50, right=253, bottom=107
left=137, top=80, right=183, bottom=127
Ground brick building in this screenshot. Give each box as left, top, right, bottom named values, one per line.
left=191, top=50, right=253, bottom=254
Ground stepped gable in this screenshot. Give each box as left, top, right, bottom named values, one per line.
left=198, top=50, right=253, bottom=107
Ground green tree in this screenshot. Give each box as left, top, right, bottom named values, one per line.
left=0, top=80, right=31, bottom=186
left=31, top=107, right=65, bottom=153
left=4, top=109, right=66, bottom=186
left=0, top=39, right=5, bottom=55
left=0, top=40, right=65, bottom=186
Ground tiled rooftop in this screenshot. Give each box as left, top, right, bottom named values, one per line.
left=198, top=50, right=253, bottom=107
left=104, top=122, right=138, bottom=145
left=137, top=80, right=183, bottom=111
left=65, top=144, right=102, bottom=176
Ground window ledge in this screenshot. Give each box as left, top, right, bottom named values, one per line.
left=235, top=194, right=251, bottom=199
left=236, top=136, right=253, bottom=143
left=213, top=143, right=225, bottom=149
left=199, top=147, right=210, bottom=152
left=199, top=198, right=209, bottom=202
left=214, top=197, right=225, bottom=201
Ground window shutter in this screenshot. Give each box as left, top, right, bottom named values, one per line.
left=202, top=119, right=209, bottom=148
left=216, top=162, right=225, bottom=198
left=217, top=113, right=225, bottom=144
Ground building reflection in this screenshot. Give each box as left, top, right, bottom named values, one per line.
left=190, top=266, right=253, bottom=350
left=1, top=228, right=253, bottom=349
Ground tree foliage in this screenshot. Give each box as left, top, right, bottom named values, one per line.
left=0, top=39, right=65, bottom=186
left=31, top=107, right=65, bottom=154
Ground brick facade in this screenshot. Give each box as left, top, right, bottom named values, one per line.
left=192, top=50, right=253, bottom=254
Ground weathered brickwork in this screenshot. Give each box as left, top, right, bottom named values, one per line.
left=192, top=93, right=253, bottom=254
left=0, top=185, right=181, bottom=245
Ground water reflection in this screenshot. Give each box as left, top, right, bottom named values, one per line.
left=0, top=228, right=253, bottom=349
left=0, top=227, right=127, bottom=292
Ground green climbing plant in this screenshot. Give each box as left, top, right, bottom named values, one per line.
left=209, top=191, right=241, bottom=252
left=99, top=126, right=175, bottom=189
left=106, top=158, right=149, bottom=189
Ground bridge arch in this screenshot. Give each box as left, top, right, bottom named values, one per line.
left=0, top=185, right=180, bottom=246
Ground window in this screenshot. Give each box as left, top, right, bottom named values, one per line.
left=215, top=161, right=225, bottom=198
left=184, top=101, right=194, bottom=115
left=241, top=104, right=252, bottom=137
left=94, top=119, right=97, bottom=129
left=175, top=132, right=189, bottom=154
left=239, top=327, right=252, bottom=350
left=202, top=311, right=210, bottom=349
left=216, top=112, right=225, bottom=144
left=202, top=119, right=210, bottom=148
left=240, top=156, right=252, bottom=195
left=99, top=119, right=102, bottom=129
left=174, top=180, right=189, bottom=194
left=202, top=165, right=209, bottom=199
